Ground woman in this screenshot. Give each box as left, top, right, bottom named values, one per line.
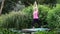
left=32, top=1, right=41, bottom=28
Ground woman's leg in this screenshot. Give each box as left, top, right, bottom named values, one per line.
left=37, top=19, right=41, bottom=28
left=33, top=19, right=41, bottom=28
left=32, top=19, right=35, bottom=28
left=32, top=19, right=41, bottom=28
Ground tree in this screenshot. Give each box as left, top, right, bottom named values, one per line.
left=0, top=0, right=57, bottom=14
left=20, top=0, right=57, bottom=6
left=0, top=0, right=5, bottom=15
left=2, top=0, right=20, bottom=14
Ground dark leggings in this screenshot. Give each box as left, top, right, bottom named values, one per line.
left=32, top=19, right=41, bottom=28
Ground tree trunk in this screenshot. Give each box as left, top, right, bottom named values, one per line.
left=0, top=0, right=5, bottom=15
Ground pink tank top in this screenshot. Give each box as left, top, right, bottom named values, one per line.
left=33, top=8, right=38, bottom=19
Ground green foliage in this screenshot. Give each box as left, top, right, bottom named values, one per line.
left=57, top=0, right=60, bottom=4
left=47, top=4, right=60, bottom=29
left=0, top=0, right=20, bottom=14
left=0, top=5, right=50, bottom=29
left=0, top=11, right=29, bottom=29
left=20, top=0, right=57, bottom=6
left=22, top=5, right=49, bottom=27
left=34, top=30, right=60, bottom=34
left=0, top=28, right=60, bottom=34
left=0, top=28, right=22, bottom=34
left=0, top=4, right=60, bottom=30
left=0, top=0, right=57, bottom=14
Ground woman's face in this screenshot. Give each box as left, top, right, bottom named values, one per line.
left=35, top=8, right=37, bottom=11
left=34, top=7, right=37, bottom=11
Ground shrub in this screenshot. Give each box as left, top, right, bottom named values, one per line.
left=0, top=5, right=50, bottom=29
left=34, top=30, right=60, bottom=34
left=0, top=28, right=22, bottom=34
left=1, top=4, right=60, bottom=30
left=22, top=5, right=50, bottom=27
left=47, top=4, right=60, bottom=29
left=1, top=11, right=29, bottom=29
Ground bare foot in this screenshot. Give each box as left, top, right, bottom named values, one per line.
left=41, top=26, right=43, bottom=28
left=32, top=26, right=35, bottom=28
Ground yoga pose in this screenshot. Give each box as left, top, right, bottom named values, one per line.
left=32, top=1, right=41, bottom=28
